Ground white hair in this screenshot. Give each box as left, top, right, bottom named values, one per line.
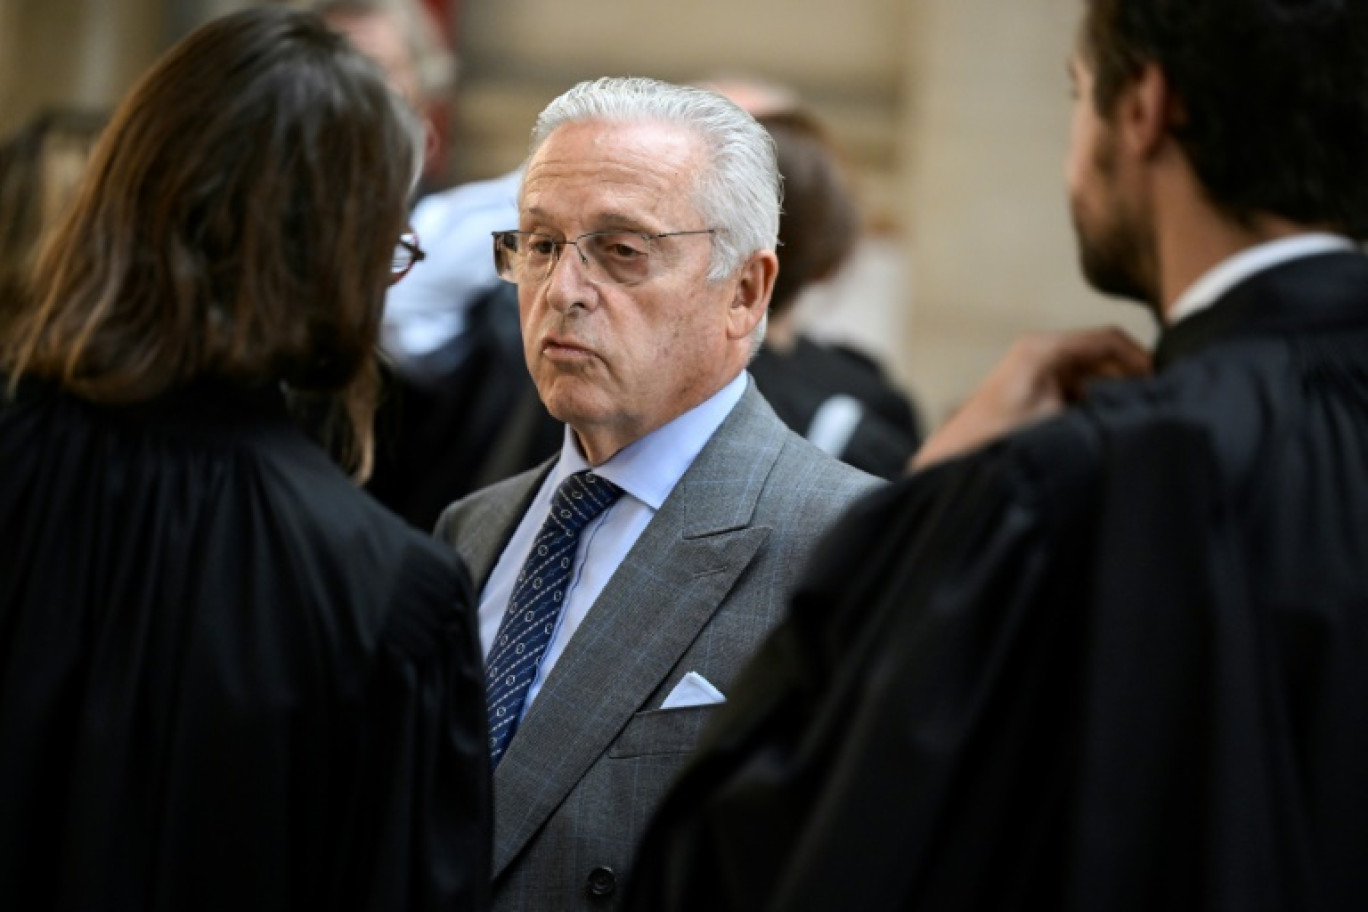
left=526, top=76, right=781, bottom=286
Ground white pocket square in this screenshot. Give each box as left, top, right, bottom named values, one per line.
left=660, top=671, right=726, bottom=709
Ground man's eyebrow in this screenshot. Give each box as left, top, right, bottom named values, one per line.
left=591, top=210, right=650, bottom=229
left=523, top=206, right=654, bottom=233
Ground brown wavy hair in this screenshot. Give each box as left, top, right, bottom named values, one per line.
left=2, top=6, right=422, bottom=479
left=758, top=109, right=861, bottom=317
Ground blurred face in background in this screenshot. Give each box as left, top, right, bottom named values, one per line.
left=323, top=8, right=422, bottom=107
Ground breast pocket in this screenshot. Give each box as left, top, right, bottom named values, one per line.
left=608, top=705, right=715, bottom=759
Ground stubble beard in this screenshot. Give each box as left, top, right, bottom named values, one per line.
left=1072, top=128, right=1161, bottom=316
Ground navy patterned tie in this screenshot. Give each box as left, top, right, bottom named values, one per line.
left=485, top=470, right=623, bottom=765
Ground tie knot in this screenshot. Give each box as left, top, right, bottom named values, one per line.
left=549, top=471, right=622, bottom=535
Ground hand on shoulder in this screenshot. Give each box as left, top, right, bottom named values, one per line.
left=911, top=326, right=1150, bottom=471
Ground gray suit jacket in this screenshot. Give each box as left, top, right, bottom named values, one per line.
left=435, top=381, right=880, bottom=911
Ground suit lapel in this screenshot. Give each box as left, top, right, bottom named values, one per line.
left=449, top=459, right=556, bottom=588
left=490, top=384, right=790, bottom=876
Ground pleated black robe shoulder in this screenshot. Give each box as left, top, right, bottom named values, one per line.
left=626, top=250, right=1368, bottom=912
left=0, top=380, right=490, bottom=911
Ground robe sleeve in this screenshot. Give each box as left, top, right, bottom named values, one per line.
left=329, top=545, right=492, bottom=912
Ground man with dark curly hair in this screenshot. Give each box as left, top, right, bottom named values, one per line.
left=626, top=1, right=1368, bottom=910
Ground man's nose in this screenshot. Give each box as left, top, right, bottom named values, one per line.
left=545, top=242, right=597, bottom=312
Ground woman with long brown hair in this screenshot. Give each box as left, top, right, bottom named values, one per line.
left=0, top=8, right=489, bottom=910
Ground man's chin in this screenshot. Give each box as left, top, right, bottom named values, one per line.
left=1079, top=250, right=1160, bottom=317
left=539, top=382, right=608, bottom=430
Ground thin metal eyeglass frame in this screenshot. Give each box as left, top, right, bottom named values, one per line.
left=491, top=229, right=716, bottom=286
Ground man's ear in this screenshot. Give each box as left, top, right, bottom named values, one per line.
left=726, top=249, right=778, bottom=341
left=1124, top=62, right=1183, bottom=158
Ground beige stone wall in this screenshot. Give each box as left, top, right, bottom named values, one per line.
left=0, top=0, right=267, bottom=137
left=897, top=0, right=1153, bottom=422
left=0, top=0, right=164, bottom=136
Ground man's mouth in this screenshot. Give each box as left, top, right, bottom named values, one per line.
left=542, top=334, right=596, bottom=360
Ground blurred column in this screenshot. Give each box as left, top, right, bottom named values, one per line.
left=0, top=0, right=264, bottom=138
left=163, top=0, right=261, bottom=46
left=897, top=0, right=1151, bottom=425
left=1, top=0, right=163, bottom=135
left=0, top=0, right=14, bottom=131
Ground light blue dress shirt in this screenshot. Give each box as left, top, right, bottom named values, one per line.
left=478, top=371, right=750, bottom=716
left=381, top=169, right=521, bottom=363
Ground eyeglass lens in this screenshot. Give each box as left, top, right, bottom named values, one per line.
left=392, top=234, right=421, bottom=275
left=495, top=232, right=657, bottom=286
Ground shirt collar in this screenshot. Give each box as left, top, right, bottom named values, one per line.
left=1168, top=233, right=1357, bottom=325
left=551, top=371, right=749, bottom=510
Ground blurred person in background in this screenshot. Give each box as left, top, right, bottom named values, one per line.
left=700, top=76, right=924, bottom=478
left=693, top=73, right=800, bottom=120
left=628, top=0, right=1368, bottom=909
left=747, top=108, right=924, bottom=479
left=0, top=8, right=489, bottom=910
left=318, top=0, right=559, bottom=530
left=0, top=108, right=106, bottom=327
left=311, top=0, right=456, bottom=193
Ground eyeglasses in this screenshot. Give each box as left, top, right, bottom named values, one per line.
left=491, top=229, right=716, bottom=287
left=391, top=230, right=426, bottom=283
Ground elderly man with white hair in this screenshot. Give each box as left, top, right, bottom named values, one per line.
left=435, top=76, right=879, bottom=911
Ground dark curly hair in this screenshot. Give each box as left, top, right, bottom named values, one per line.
left=1082, top=0, right=1368, bottom=238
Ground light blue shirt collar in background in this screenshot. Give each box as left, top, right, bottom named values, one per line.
left=381, top=169, right=522, bottom=363
left=478, top=370, right=750, bottom=716
left=1168, top=232, right=1357, bottom=325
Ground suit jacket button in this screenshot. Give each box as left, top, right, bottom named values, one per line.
left=585, top=866, right=617, bottom=898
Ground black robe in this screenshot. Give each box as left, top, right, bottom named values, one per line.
left=625, top=250, right=1368, bottom=912
left=0, top=380, right=491, bottom=911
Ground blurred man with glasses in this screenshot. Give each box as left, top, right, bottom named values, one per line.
left=315, top=0, right=563, bottom=531
left=435, top=76, right=878, bottom=911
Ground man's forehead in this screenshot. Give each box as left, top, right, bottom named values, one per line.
left=532, top=119, right=703, bottom=170
left=521, top=120, right=704, bottom=223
